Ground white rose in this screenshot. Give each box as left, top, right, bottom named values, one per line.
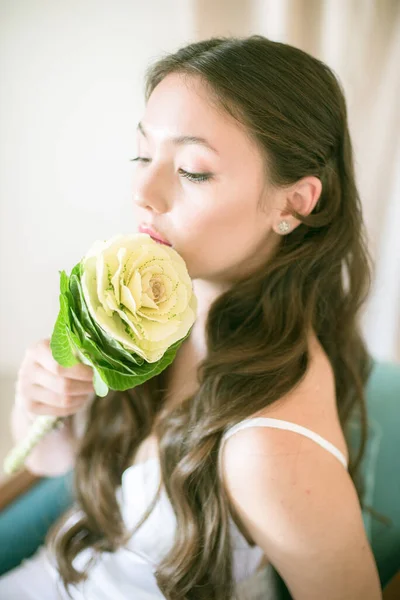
left=81, top=233, right=197, bottom=363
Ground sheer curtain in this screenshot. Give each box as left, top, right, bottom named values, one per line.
left=194, top=0, right=400, bottom=363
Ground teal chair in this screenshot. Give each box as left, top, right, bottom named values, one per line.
left=346, top=359, right=400, bottom=587
left=0, top=359, right=399, bottom=589
left=0, top=469, right=75, bottom=575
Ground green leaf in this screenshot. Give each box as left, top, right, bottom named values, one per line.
left=93, top=367, right=109, bottom=397
left=94, top=327, right=192, bottom=391
left=50, top=285, right=80, bottom=367
left=69, top=271, right=102, bottom=346
left=72, top=341, right=109, bottom=397
left=70, top=307, right=135, bottom=374
left=70, top=261, right=82, bottom=280
left=59, top=270, right=69, bottom=295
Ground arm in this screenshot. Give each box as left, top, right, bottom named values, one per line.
left=220, top=426, right=382, bottom=600
left=10, top=394, right=94, bottom=477
left=10, top=401, right=76, bottom=477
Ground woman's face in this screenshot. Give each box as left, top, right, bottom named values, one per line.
left=132, top=73, right=282, bottom=284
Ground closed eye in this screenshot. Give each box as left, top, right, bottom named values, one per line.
left=129, top=157, right=214, bottom=183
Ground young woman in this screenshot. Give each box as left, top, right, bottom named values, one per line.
left=0, top=35, right=382, bottom=599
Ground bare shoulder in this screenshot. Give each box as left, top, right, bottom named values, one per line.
left=237, top=331, right=349, bottom=464
left=219, top=334, right=381, bottom=599
left=220, top=331, right=348, bottom=489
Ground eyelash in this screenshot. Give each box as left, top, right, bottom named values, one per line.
left=129, top=157, right=213, bottom=183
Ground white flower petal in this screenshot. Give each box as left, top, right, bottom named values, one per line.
left=141, top=293, right=159, bottom=310
left=120, top=284, right=137, bottom=315
left=112, top=305, right=144, bottom=340
left=94, top=306, right=148, bottom=358
left=110, top=247, right=127, bottom=306
left=126, top=270, right=142, bottom=311
left=138, top=316, right=181, bottom=342
left=135, top=291, right=198, bottom=362
left=81, top=259, right=101, bottom=321
left=105, top=291, right=119, bottom=313
left=96, top=254, right=111, bottom=315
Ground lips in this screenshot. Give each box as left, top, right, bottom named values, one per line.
left=138, top=224, right=172, bottom=246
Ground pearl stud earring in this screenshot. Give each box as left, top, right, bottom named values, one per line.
left=277, top=220, right=290, bottom=234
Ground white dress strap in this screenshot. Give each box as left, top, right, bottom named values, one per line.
left=221, top=417, right=348, bottom=469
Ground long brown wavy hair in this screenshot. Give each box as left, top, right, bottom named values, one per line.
left=46, top=35, right=377, bottom=599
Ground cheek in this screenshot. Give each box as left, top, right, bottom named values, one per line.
left=184, top=204, right=234, bottom=249
left=178, top=202, right=256, bottom=275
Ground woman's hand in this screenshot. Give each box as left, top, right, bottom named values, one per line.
left=15, top=338, right=95, bottom=419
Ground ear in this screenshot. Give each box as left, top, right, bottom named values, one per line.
left=274, top=176, right=322, bottom=233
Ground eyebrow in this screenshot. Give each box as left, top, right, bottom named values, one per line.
left=137, top=121, right=219, bottom=155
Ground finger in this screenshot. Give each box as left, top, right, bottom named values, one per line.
left=28, top=394, right=91, bottom=417
left=34, top=339, right=94, bottom=381
left=34, top=365, right=95, bottom=396
left=29, top=382, right=92, bottom=409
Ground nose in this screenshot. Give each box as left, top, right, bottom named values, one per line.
left=132, top=166, right=171, bottom=214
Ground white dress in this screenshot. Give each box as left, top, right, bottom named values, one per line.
left=0, top=417, right=348, bottom=599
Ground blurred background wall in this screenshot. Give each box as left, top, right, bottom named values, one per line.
left=0, top=0, right=399, bottom=467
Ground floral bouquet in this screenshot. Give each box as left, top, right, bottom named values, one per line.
left=3, top=233, right=197, bottom=475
